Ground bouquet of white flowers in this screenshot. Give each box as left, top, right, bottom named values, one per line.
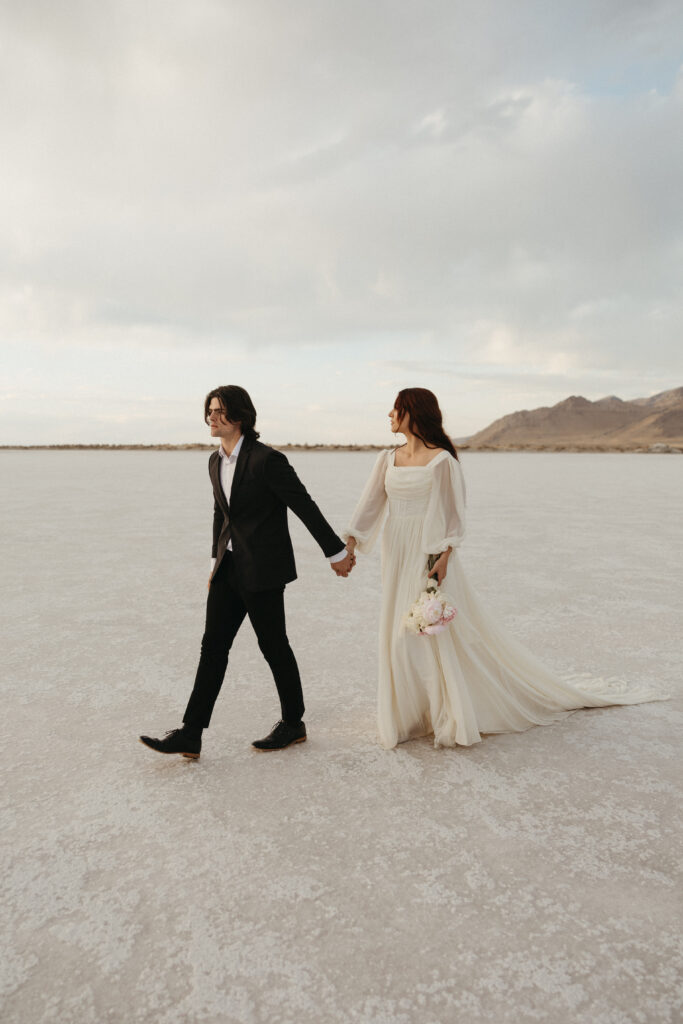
left=404, top=557, right=457, bottom=637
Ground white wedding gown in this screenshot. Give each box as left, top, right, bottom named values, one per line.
left=346, top=449, right=663, bottom=749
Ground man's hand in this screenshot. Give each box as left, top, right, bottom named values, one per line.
left=331, top=546, right=356, bottom=578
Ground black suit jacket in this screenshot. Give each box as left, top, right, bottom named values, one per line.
left=210, top=438, right=345, bottom=591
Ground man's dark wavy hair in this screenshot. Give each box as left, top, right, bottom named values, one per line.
left=204, top=385, right=260, bottom=441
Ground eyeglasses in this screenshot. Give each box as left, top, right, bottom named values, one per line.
left=207, top=408, right=228, bottom=420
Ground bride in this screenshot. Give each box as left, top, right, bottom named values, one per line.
left=345, top=387, right=662, bottom=749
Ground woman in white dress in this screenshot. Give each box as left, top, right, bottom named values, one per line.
left=345, top=388, right=661, bottom=750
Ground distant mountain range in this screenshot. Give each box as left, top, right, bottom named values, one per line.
left=464, top=387, right=683, bottom=451
left=3, top=388, right=682, bottom=453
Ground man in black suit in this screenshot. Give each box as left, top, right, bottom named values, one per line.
left=140, top=385, right=354, bottom=760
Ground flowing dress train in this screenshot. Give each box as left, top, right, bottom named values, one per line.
left=345, top=449, right=664, bottom=749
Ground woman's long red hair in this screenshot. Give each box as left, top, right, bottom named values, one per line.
left=394, top=388, right=458, bottom=460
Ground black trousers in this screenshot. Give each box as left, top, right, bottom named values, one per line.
left=183, top=554, right=305, bottom=730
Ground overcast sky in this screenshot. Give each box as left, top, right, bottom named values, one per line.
left=1, top=0, right=682, bottom=444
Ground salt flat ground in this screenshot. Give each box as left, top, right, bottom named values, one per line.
left=1, top=451, right=681, bottom=1024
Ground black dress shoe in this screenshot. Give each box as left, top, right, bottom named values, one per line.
left=139, top=728, right=201, bottom=759
left=252, top=720, right=307, bottom=751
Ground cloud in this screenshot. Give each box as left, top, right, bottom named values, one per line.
left=0, top=1, right=681, bottom=443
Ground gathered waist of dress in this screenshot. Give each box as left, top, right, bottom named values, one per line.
left=388, top=498, right=430, bottom=518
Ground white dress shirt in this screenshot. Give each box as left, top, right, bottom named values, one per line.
left=210, top=435, right=347, bottom=570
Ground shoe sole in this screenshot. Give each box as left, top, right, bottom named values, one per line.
left=139, top=738, right=200, bottom=759
left=252, top=736, right=307, bottom=752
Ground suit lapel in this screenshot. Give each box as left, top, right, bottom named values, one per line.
left=230, top=436, right=253, bottom=503
left=210, top=450, right=231, bottom=517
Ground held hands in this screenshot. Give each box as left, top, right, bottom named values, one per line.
left=332, top=540, right=357, bottom=578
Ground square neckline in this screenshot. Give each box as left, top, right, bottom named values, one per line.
left=390, top=448, right=449, bottom=469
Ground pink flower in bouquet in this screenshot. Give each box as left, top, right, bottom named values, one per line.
left=422, top=597, right=443, bottom=625
left=424, top=621, right=448, bottom=635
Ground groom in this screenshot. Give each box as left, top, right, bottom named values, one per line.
left=140, top=385, right=354, bottom=760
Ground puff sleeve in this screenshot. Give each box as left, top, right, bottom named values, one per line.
left=421, top=454, right=466, bottom=555
left=343, top=450, right=390, bottom=554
